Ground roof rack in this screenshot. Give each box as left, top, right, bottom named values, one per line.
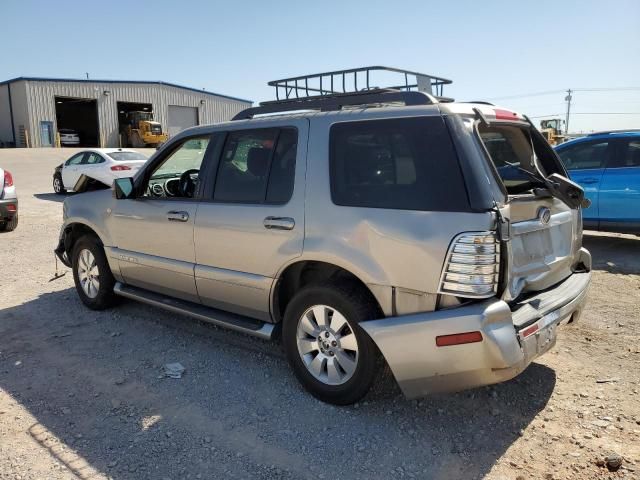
left=232, top=66, right=453, bottom=120
left=587, top=129, right=640, bottom=136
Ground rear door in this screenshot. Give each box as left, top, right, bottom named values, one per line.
left=556, top=139, right=612, bottom=227
left=193, top=121, right=307, bottom=321
left=598, top=137, right=640, bottom=230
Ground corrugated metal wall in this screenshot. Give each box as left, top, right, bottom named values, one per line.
left=21, top=80, right=251, bottom=147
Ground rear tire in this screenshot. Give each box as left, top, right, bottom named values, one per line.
left=282, top=281, right=380, bottom=405
left=71, top=235, right=118, bottom=310
left=0, top=214, right=18, bottom=232
left=53, top=174, right=66, bottom=194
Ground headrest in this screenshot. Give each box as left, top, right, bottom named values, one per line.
left=247, top=148, right=270, bottom=177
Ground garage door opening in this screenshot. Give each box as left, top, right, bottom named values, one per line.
left=117, top=101, right=167, bottom=147
left=54, top=96, right=99, bottom=147
left=168, top=105, right=199, bottom=138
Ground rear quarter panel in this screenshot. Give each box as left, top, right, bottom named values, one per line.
left=304, top=112, right=495, bottom=301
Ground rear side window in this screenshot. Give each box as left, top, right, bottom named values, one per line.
left=610, top=139, right=640, bottom=168
left=557, top=141, right=609, bottom=170
left=213, top=128, right=297, bottom=204
left=330, top=117, right=469, bottom=211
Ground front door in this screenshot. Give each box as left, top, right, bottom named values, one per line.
left=107, top=135, right=213, bottom=302
left=61, top=152, right=86, bottom=189
left=194, top=122, right=307, bottom=320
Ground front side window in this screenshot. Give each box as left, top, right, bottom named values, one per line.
left=557, top=141, right=609, bottom=170
left=213, top=128, right=297, bottom=204
left=330, top=117, right=469, bottom=211
left=66, top=153, right=85, bottom=166
left=143, top=137, right=210, bottom=198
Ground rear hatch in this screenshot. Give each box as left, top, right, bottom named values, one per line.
left=474, top=113, right=586, bottom=302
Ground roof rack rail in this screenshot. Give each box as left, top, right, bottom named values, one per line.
left=233, top=89, right=436, bottom=120
left=587, top=129, right=640, bottom=136
left=269, top=66, right=451, bottom=100
left=232, top=66, right=453, bottom=120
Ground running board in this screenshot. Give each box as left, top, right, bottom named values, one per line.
left=113, top=282, right=275, bottom=340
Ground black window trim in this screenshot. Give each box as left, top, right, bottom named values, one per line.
left=205, top=126, right=299, bottom=206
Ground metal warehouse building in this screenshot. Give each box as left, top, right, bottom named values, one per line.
left=0, top=77, right=252, bottom=148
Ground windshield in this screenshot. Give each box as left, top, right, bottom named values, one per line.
left=478, top=124, right=545, bottom=193
left=107, top=152, right=148, bottom=161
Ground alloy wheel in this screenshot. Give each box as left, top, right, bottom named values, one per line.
left=77, top=248, right=100, bottom=298
left=296, top=305, right=359, bottom=385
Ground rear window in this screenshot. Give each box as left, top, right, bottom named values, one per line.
left=107, top=151, right=148, bottom=161
left=478, top=124, right=542, bottom=191
left=330, top=117, right=470, bottom=211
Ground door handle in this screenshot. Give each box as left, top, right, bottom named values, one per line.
left=580, top=178, right=599, bottom=184
left=167, top=211, right=189, bottom=222
left=264, top=216, right=295, bottom=230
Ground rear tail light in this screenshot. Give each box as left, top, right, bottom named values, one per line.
left=110, top=165, right=131, bottom=171
left=493, top=108, right=521, bottom=121
left=6, top=204, right=16, bottom=213
left=4, top=170, right=14, bottom=187
left=438, top=232, right=500, bottom=298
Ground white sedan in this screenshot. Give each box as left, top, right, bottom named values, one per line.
left=53, top=149, right=149, bottom=194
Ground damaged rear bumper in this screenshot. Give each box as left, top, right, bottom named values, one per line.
left=361, top=259, right=591, bottom=399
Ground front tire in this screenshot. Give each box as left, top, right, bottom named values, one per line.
left=53, top=174, right=66, bottom=194
left=283, top=282, right=380, bottom=405
left=72, top=235, right=118, bottom=310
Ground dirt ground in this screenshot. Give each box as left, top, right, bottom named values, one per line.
left=0, top=148, right=638, bottom=480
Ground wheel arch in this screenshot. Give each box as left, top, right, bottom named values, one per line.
left=271, top=260, right=391, bottom=323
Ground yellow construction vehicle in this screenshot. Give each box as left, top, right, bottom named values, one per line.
left=121, top=111, right=168, bottom=148
left=539, top=118, right=567, bottom=146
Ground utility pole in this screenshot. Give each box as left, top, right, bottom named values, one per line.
left=565, top=88, right=572, bottom=135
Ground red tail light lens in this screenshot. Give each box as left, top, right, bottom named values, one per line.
left=493, top=109, right=520, bottom=121
left=110, top=165, right=131, bottom=171
left=4, top=170, right=14, bottom=187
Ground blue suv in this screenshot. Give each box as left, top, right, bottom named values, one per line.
left=555, top=130, right=640, bottom=234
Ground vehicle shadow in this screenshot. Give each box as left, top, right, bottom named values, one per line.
left=33, top=192, right=71, bottom=203
left=0, top=288, right=555, bottom=479
left=583, top=232, right=640, bottom=274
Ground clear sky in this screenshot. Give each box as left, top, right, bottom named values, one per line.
left=2, top=0, right=639, bottom=132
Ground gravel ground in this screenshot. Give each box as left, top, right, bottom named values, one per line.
left=1, top=148, right=639, bottom=480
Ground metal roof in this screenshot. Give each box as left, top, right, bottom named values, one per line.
left=0, top=76, right=252, bottom=104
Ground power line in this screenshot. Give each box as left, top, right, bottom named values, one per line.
left=486, top=86, right=640, bottom=101
left=530, top=112, right=640, bottom=118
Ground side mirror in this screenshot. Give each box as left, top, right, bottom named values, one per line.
left=113, top=177, right=135, bottom=199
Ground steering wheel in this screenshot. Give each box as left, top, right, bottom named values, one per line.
left=178, top=169, right=200, bottom=198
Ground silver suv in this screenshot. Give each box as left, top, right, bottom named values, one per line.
left=55, top=67, right=592, bottom=405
